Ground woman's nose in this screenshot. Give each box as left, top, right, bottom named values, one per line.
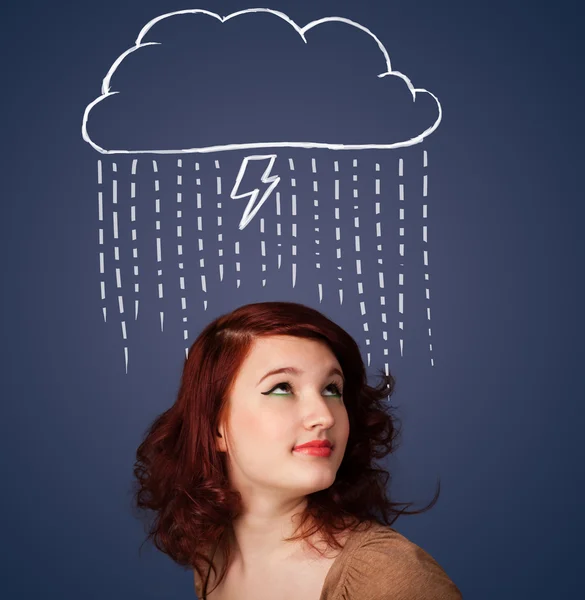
left=303, top=392, right=336, bottom=424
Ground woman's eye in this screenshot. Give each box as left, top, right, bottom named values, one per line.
left=269, top=383, right=292, bottom=395
left=265, top=383, right=343, bottom=396
left=324, top=384, right=343, bottom=397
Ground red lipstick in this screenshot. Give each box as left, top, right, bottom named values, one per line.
left=294, top=440, right=332, bottom=449
left=293, top=440, right=333, bottom=457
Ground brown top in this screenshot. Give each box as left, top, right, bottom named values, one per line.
left=196, top=521, right=462, bottom=599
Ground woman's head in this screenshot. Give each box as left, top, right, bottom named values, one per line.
left=191, top=302, right=363, bottom=483
left=132, top=301, right=440, bottom=589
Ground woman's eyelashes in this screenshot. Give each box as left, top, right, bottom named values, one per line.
left=261, top=381, right=343, bottom=397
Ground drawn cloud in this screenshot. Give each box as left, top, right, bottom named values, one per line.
left=82, top=8, right=442, bottom=154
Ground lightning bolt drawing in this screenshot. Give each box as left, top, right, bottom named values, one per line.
left=231, top=154, right=281, bottom=230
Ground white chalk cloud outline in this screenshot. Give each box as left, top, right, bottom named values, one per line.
left=81, top=8, right=442, bottom=154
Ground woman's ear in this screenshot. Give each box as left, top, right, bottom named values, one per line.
left=216, top=425, right=227, bottom=453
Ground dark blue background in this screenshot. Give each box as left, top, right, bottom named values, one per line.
left=1, top=1, right=583, bottom=598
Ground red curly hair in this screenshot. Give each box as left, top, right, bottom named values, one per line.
left=131, top=301, right=440, bottom=594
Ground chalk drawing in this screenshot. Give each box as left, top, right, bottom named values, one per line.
left=83, top=9, right=442, bottom=374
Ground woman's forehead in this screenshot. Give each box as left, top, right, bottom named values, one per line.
left=234, top=336, right=342, bottom=380
left=248, top=335, right=335, bottom=358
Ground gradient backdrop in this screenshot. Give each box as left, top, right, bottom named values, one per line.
left=1, top=1, right=583, bottom=598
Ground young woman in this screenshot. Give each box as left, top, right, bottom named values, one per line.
left=132, top=301, right=462, bottom=599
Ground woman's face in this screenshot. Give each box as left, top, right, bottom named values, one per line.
left=216, top=335, right=350, bottom=500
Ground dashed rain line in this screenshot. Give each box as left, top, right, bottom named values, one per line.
left=229, top=170, right=242, bottom=289
left=176, top=159, right=189, bottom=357
left=289, top=158, right=297, bottom=288
left=373, top=162, right=390, bottom=376
left=275, top=191, right=282, bottom=271
left=312, top=157, right=323, bottom=302
left=112, top=162, right=129, bottom=372
left=398, top=157, right=405, bottom=358
left=131, top=159, right=139, bottom=321
left=152, top=159, right=165, bottom=332
left=259, top=215, right=267, bottom=286
left=422, top=149, right=435, bottom=366
left=97, top=160, right=106, bottom=324
left=195, top=162, right=210, bottom=309
left=352, top=158, right=371, bottom=367
left=215, top=159, right=225, bottom=286
left=333, top=160, right=343, bottom=305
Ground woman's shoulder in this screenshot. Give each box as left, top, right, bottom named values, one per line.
left=321, top=521, right=463, bottom=600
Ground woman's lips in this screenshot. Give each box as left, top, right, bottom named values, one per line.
left=293, top=440, right=332, bottom=450
left=293, top=446, right=333, bottom=457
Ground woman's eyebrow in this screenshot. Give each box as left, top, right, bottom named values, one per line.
left=256, top=366, right=344, bottom=386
